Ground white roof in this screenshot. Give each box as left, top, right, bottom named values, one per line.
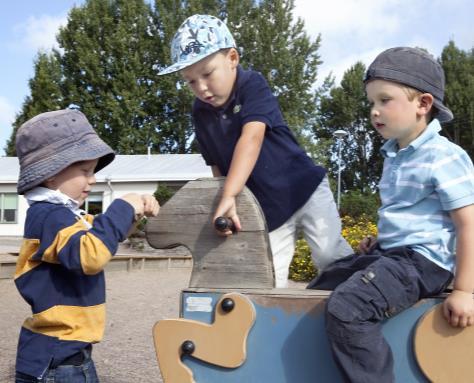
left=0, top=154, right=212, bottom=184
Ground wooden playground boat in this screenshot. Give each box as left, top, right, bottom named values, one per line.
left=146, top=178, right=474, bottom=383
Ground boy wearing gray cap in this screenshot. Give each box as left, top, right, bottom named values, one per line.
left=14, top=109, right=159, bottom=382
left=159, top=14, right=352, bottom=288
left=309, top=47, right=474, bottom=382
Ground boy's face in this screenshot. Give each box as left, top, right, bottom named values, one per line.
left=366, top=79, right=429, bottom=148
left=181, top=49, right=239, bottom=108
left=44, top=159, right=98, bottom=206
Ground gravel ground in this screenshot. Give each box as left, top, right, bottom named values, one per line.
left=0, top=268, right=192, bottom=383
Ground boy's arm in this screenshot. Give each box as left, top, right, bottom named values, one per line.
left=37, top=194, right=158, bottom=275
left=213, top=121, right=266, bottom=234
left=443, top=204, right=474, bottom=327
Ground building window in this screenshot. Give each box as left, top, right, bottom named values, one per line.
left=0, top=193, right=18, bottom=223
left=84, top=193, right=103, bottom=215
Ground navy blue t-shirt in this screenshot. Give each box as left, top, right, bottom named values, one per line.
left=193, top=66, right=326, bottom=231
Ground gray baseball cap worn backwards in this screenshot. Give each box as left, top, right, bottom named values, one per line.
left=364, top=47, right=453, bottom=123
left=16, top=109, right=115, bottom=194
left=158, top=14, right=236, bottom=75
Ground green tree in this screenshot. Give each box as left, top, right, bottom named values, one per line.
left=6, top=0, right=322, bottom=158
left=316, top=62, right=384, bottom=193
left=58, top=0, right=178, bottom=154
left=440, top=41, right=474, bottom=158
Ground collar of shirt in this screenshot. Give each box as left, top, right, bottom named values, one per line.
left=380, top=119, right=442, bottom=158
left=24, top=186, right=88, bottom=220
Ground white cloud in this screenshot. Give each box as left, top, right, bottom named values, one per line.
left=294, top=0, right=403, bottom=44
left=13, top=14, right=67, bottom=52
left=294, top=0, right=474, bottom=86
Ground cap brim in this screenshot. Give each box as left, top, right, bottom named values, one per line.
left=433, top=99, right=454, bottom=123
left=158, top=56, right=205, bottom=76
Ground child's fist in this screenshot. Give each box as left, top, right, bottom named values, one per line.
left=120, top=193, right=160, bottom=220
left=120, top=193, right=145, bottom=217
left=141, top=194, right=160, bottom=217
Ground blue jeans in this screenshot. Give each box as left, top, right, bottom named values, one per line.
left=309, top=247, right=452, bottom=383
left=15, top=347, right=99, bottom=383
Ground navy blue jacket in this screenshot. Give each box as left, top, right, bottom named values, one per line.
left=14, top=199, right=133, bottom=378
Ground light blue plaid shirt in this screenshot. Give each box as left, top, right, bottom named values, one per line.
left=377, top=119, right=474, bottom=272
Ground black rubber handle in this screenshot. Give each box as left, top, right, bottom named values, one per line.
left=214, top=216, right=235, bottom=232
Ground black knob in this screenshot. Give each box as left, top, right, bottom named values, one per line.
left=181, top=340, right=195, bottom=355
left=214, top=216, right=235, bottom=232
left=221, top=298, right=235, bottom=313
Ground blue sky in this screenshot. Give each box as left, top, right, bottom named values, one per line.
left=1, top=0, right=473, bottom=155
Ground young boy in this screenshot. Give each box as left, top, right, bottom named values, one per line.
left=13, top=109, right=159, bottom=383
left=159, top=14, right=352, bottom=287
left=309, top=47, right=474, bottom=382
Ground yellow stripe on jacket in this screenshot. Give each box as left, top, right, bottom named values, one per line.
left=22, top=303, right=106, bottom=342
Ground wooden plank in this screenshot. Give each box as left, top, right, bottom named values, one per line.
left=146, top=178, right=274, bottom=288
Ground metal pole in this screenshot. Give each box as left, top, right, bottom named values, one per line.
left=337, top=138, right=342, bottom=209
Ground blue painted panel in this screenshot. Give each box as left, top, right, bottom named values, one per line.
left=180, top=292, right=439, bottom=382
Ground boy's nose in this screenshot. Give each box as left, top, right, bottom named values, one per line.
left=88, top=175, right=97, bottom=184
left=195, top=79, right=208, bottom=93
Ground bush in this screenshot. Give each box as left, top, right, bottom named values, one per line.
left=288, top=238, right=317, bottom=282
left=154, top=184, right=175, bottom=206
left=341, top=214, right=378, bottom=251
left=288, top=214, right=378, bottom=282
left=339, top=191, right=380, bottom=222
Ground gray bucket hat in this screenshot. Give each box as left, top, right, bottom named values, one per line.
left=158, top=14, right=236, bottom=75
left=364, top=47, right=453, bottom=123
left=16, top=109, right=115, bottom=194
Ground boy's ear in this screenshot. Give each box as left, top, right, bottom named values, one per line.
left=418, top=93, right=434, bottom=117
left=228, top=48, right=239, bottom=68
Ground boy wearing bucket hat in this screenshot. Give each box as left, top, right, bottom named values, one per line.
left=309, top=47, right=474, bottom=382
left=159, top=14, right=352, bottom=288
left=13, top=109, right=159, bottom=382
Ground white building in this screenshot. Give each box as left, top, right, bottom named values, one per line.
left=0, top=154, right=212, bottom=237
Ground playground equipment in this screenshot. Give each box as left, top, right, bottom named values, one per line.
left=146, top=178, right=474, bottom=383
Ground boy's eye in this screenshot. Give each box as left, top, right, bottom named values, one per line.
left=82, top=168, right=94, bottom=176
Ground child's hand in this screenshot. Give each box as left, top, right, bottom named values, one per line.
left=443, top=289, right=474, bottom=328
left=120, top=193, right=160, bottom=219
left=120, top=193, right=143, bottom=215
left=213, top=196, right=241, bottom=236
left=141, top=194, right=160, bottom=217
left=358, top=235, right=377, bottom=254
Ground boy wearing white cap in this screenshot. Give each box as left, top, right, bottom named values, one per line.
left=14, top=109, right=159, bottom=382
left=159, top=14, right=352, bottom=288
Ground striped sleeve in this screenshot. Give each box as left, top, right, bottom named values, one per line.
left=432, top=147, right=474, bottom=210
left=36, top=199, right=134, bottom=275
